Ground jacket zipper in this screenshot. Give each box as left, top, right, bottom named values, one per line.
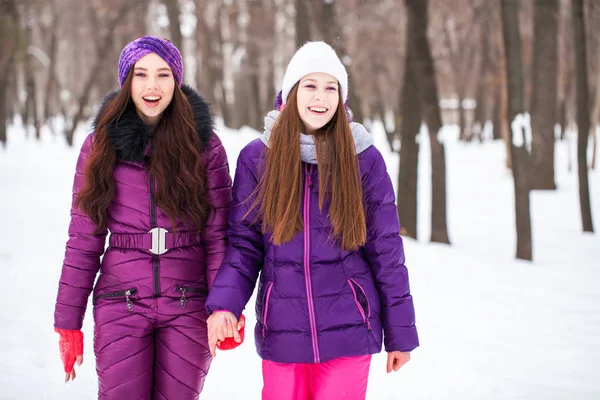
left=93, top=288, right=137, bottom=311
left=348, top=279, right=372, bottom=332
left=177, top=286, right=209, bottom=308
left=262, top=282, right=274, bottom=336
left=303, top=164, right=320, bottom=363
left=149, top=172, right=160, bottom=297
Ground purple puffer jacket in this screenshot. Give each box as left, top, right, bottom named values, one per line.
left=206, top=135, right=419, bottom=364
left=54, top=85, right=232, bottom=331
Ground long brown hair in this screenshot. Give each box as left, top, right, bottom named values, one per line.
left=75, top=70, right=209, bottom=233
left=251, top=83, right=366, bottom=251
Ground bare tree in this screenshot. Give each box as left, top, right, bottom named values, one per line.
left=246, top=0, right=265, bottom=130
left=295, top=0, right=310, bottom=48
left=572, top=0, right=594, bottom=233
left=501, top=0, right=533, bottom=260
left=472, top=15, right=492, bottom=142
left=590, top=24, right=600, bottom=170
left=310, top=0, right=364, bottom=123
left=0, top=0, right=20, bottom=147
left=163, top=0, right=183, bottom=51
left=557, top=0, right=574, bottom=141
left=196, top=0, right=231, bottom=125
left=491, top=85, right=504, bottom=140
left=530, top=0, right=559, bottom=190
left=397, top=12, right=421, bottom=240
left=195, top=0, right=217, bottom=106
left=404, top=0, right=450, bottom=244
left=40, top=0, right=61, bottom=125
left=439, top=0, right=486, bottom=141
left=21, top=1, right=41, bottom=139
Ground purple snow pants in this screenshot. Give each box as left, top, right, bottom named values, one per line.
left=93, top=294, right=212, bottom=399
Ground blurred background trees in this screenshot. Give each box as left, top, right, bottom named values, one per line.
left=0, top=0, right=597, bottom=256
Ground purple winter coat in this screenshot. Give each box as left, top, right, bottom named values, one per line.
left=54, top=85, right=231, bottom=397
left=206, top=122, right=419, bottom=364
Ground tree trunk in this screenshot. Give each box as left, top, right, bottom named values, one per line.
left=0, top=76, right=8, bottom=147
left=557, top=95, right=567, bottom=140
left=0, top=0, right=19, bottom=146
left=561, top=70, right=574, bottom=140
left=501, top=0, right=533, bottom=261
left=591, top=127, right=596, bottom=170
left=24, top=73, right=40, bottom=139
left=474, top=22, right=491, bottom=143
left=397, top=22, right=421, bottom=240
left=215, top=2, right=232, bottom=126
left=492, top=85, right=503, bottom=140
left=405, top=0, right=450, bottom=244
left=530, top=0, right=558, bottom=190
left=458, top=95, right=467, bottom=141
left=164, top=0, right=183, bottom=53
left=590, top=33, right=600, bottom=171
left=196, top=0, right=217, bottom=107
left=43, top=6, right=59, bottom=124
left=312, top=0, right=364, bottom=123
left=22, top=7, right=40, bottom=139
left=473, top=82, right=486, bottom=142
left=572, top=0, right=594, bottom=232
left=295, top=0, right=311, bottom=48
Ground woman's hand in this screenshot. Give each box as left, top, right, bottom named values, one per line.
left=386, top=351, right=410, bottom=373
left=65, top=355, right=84, bottom=382
left=55, top=328, right=84, bottom=382
left=207, top=311, right=243, bottom=357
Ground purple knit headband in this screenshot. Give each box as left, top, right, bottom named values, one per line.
left=118, top=36, right=184, bottom=87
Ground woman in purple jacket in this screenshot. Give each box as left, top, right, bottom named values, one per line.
left=53, top=36, right=231, bottom=399
left=205, top=41, right=419, bottom=399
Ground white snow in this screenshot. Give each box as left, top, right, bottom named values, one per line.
left=0, top=117, right=598, bottom=399
left=511, top=113, right=532, bottom=150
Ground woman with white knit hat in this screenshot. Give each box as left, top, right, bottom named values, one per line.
left=206, top=41, right=419, bottom=399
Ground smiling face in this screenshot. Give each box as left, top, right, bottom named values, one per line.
left=295, top=72, right=340, bottom=134
left=130, top=52, right=175, bottom=126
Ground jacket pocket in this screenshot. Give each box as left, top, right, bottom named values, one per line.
left=177, top=285, right=208, bottom=308
left=93, top=288, right=137, bottom=312
left=262, top=281, right=274, bottom=336
left=348, top=279, right=372, bottom=331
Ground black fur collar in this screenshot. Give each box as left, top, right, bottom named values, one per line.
left=93, top=84, right=213, bottom=162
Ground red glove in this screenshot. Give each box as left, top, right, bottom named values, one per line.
left=55, top=328, right=84, bottom=373
left=217, top=314, right=245, bottom=351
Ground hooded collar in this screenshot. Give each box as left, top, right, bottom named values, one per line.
left=92, top=84, right=213, bottom=162
left=260, top=110, right=373, bottom=164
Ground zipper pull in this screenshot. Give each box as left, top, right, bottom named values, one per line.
left=125, top=290, right=133, bottom=312
left=307, top=165, right=313, bottom=189
left=179, top=287, right=187, bottom=308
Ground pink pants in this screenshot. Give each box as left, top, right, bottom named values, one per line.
left=262, top=355, right=372, bottom=400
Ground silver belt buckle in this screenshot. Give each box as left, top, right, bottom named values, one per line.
left=149, top=227, right=168, bottom=255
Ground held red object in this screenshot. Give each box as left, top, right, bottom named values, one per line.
left=55, top=328, right=84, bottom=373
left=217, top=314, right=245, bottom=351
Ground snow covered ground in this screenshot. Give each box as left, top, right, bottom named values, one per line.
left=0, top=118, right=598, bottom=399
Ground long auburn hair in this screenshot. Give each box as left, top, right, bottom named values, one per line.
left=251, top=83, right=366, bottom=251
left=75, top=70, right=210, bottom=233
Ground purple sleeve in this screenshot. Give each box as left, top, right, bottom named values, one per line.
left=361, top=146, right=419, bottom=353
left=54, top=134, right=107, bottom=330
left=205, top=146, right=264, bottom=319
left=202, top=134, right=233, bottom=290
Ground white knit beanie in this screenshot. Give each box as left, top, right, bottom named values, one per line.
left=281, top=41, right=348, bottom=105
